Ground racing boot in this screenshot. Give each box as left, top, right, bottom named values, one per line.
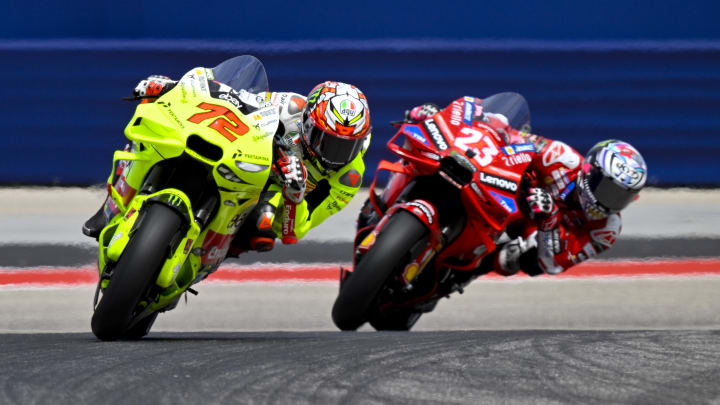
left=493, top=233, right=539, bottom=276
left=226, top=201, right=277, bottom=257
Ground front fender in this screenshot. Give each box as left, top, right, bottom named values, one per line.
left=100, top=188, right=201, bottom=289
left=396, top=200, right=440, bottom=231
left=357, top=199, right=442, bottom=254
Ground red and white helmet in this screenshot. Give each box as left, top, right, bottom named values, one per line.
left=302, top=81, right=371, bottom=170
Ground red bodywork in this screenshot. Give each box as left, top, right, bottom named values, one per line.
left=355, top=97, right=536, bottom=290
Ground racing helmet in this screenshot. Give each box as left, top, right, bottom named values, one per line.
left=302, top=81, right=371, bottom=170
left=576, top=140, right=647, bottom=220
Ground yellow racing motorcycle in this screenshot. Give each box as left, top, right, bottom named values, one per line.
left=91, top=56, right=279, bottom=340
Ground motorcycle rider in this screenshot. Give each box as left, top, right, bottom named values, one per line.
left=405, top=99, right=648, bottom=276
left=83, top=74, right=372, bottom=255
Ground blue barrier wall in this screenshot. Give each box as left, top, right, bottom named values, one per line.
left=2, top=0, right=720, bottom=186
left=3, top=0, right=720, bottom=41
left=1, top=39, right=718, bottom=186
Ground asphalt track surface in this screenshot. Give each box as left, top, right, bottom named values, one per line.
left=2, top=330, right=720, bottom=404
left=3, top=276, right=720, bottom=404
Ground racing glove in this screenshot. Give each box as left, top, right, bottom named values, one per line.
left=526, top=187, right=560, bottom=231
left=404, top=103, right=440, bottom=123
left=133, top=75, right=175, bottom=98
left=275, top=155, right=307, bottom=204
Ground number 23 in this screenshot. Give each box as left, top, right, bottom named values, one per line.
left=455, top=127, right=499, bottom=166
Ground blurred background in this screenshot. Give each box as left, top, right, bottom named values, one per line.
left=1, top=0, right=719, bottom=187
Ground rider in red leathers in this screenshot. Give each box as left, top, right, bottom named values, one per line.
left=405, top=95, right=648, bottom=277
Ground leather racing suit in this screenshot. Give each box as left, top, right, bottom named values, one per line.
left=407, top=98, right=622, bottom=276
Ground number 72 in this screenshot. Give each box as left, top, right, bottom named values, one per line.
left=188, top=102, right=249, bottom=142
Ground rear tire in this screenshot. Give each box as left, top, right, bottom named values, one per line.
left=331, top=210, right=428, bottom=331
left=91, top=203, right=183, bottom=341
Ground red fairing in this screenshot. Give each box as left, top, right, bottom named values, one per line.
left=200, top=230, right=234, bottom=265
left=358, top=96, right=536, bottom=276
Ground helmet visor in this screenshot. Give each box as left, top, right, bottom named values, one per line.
left=305, top=121, right=367, bottom=168
left=584, top=164, right=637, bottom=212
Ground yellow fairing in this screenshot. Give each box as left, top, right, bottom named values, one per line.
left=122, top=68, right=274, bottom=193
left=98, top=66, right=278, bottom=311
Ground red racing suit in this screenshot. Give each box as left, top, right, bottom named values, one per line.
left=407, top=97, right=621, bottom=276
left=505, top=130, right=621, bottom=275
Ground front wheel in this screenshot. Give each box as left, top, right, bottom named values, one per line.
left=91, top=203, right=184, bottom=341
left=331, top=210, right=428, bottom=331
left=368, top=309, right=422, bottom=331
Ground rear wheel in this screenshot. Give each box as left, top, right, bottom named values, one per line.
left=331, top=210, right=428, bottom=331
left=91, top=203, right=183, bottom=341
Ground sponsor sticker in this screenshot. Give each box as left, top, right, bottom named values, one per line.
left=423, top=119, right=448, bottom=151
left=501, top=153, right=532, bottom=166
left=339, top=99, right=356, bottom=115
left=450, top=100, right=463, bottom=126
left=513, top=143, right=535, bottom=153
left=423, top=118, right=448, bottom=151
left=479, top=172, right=518, bottom=193
left=463, top=98, right=474, bottom=125
left=402, top=125, right=430, bottom=146
left=503, top=143, right=536, bottom=155
left=405, top=201, right=435, bottom=224
left=219, top=93, right=242, bottom=109
left=590, top=229, right=617, bottom=247
left=488, top=190, right=517, bottom=213
left=183, top=239, right=194, bottom=255
left=558, top=181, right=576, bottom=200
left=543, top=141, right=580, bottom=169
left=124, top=208, right=136, bottom=220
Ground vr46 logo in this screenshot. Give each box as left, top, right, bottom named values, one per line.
left=188, top=102, right=249, bottom=142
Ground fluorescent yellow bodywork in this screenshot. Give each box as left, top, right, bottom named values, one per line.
left=97, top=66, right=278, bottom=314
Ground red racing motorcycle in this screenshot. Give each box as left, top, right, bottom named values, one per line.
left=331, top=93, right=536, bottom=331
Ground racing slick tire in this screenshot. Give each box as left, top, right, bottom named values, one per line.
left=91, top=203, right=183, bottom=341
left=331, top=210, right=428, bottom=331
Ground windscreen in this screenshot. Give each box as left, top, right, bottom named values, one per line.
left=212, top=55, right=269, bottom=94
left=481, top=92, right=531, bottom=132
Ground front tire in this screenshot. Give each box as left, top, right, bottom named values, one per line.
left=91, top=203, right=183, bottom=341
left=368, top=309, right=422, bottom=331
left=331, top=210, right=428, bottom=331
